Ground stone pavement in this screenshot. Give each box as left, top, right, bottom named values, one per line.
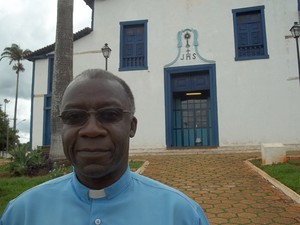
left=129, top=151, right=300, bottom=225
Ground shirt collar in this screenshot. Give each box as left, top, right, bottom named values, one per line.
left=71, top=167, right=131, bottom=202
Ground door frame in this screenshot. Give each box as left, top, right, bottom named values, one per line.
left=164, top=64, right=219, bottom=148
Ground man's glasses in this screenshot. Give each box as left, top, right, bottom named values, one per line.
left=59, top=108, right=131, bottom=126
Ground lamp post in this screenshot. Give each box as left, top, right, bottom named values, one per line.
left=290, top=22, right=300, bottom=85
left=4, top=99, right=9, bottom=113
left=101, top=43, right=112, bottom=71
left=16, top=119, right=26, bottom=127
left=4, top=99, right=10, bottom=154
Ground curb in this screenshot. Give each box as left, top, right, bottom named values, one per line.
left=135, top=161, right=150, bottom=175
left=244, top=159, right=300, bottom=205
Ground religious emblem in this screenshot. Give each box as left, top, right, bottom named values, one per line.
left=165, top=28, right=215, bottom=67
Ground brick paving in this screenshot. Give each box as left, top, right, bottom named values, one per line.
left=130, top=152, right=300, bottom=225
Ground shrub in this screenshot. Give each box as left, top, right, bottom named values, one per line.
left=8, top=145, right=50, bottom=176
left=8, top=144, right=29, bottom=176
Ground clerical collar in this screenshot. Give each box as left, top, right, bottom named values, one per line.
left=89, top=189, right=106, bottom=199
left=72, top=167, right=131, bottom=202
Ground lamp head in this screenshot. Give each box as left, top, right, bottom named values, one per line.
left=290, top=22, right=300, bottom=38
left=101, top=43, right=112, bottom=59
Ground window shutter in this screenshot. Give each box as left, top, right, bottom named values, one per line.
left=123, top=25, right=145, bottom=68
left=236, top=10, right=264, bottom=58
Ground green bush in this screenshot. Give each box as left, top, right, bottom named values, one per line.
left=8, top=145, right=50, bottom=176
left=8, top=145, right=29, bottom=176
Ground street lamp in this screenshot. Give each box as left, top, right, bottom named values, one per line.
left=16, top=119, right=26, bottom=127
left=4, top=99, right=10, bottom=154
left=290, top=22, right=300, bottom=85
left=101, top=43, right=111, bottom=71
left=4, top=99, right=9, bottom=114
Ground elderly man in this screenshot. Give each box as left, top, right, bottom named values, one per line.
left=1, top=69, right=209, bottom=225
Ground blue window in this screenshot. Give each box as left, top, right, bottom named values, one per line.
left=43, top=94, right=51, bottom=146
left=119, top=20, right=148, bottom=71
left=43, top=56, right=53, bottom=146
left=232, top=6, right=269, bottom=60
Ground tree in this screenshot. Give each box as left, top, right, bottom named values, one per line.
left=0, top=105, right=19, bottom=152
left=50, top=0, right=74, bottom=160
left=0, top=44, right=31, bottom=131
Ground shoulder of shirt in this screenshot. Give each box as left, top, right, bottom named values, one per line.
left=130, top=171, right=199, bottom=209
left=10, top=173, right=73, bottom=201
left=30, top=172, right=73, bottom=189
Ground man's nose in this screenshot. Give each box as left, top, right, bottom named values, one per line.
left=78, top=114, right=108, bottom=137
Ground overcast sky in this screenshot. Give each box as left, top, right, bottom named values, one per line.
left=0, top=0, right=91, bottom=143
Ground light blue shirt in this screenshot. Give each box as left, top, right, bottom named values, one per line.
left=1, top=167, right=209, bottom=225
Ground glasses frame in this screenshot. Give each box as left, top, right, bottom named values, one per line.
left=59, top=107, right=132, bottom=126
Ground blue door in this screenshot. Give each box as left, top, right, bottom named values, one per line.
left=173, top=91, right=211, bottom=147
left=164, top=65, right=218, bottom=148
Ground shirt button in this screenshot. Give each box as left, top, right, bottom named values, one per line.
left=95, top=219, right=101, bottom=225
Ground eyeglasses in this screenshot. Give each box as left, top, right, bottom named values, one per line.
left=59, top=108, right=131, bottom=126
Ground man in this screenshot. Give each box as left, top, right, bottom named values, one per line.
left=1, top=69, right=209, bottom=225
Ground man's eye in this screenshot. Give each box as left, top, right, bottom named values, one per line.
left=99, top=109, right=122, bottom=123
left=64, top=111, right=87, bottom=124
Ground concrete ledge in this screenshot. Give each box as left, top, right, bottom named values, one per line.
left=0, top=151, right=11, bottom=159
left=245, top=159, right=300, bottom=205
left=129, top=147, right=260, bottom=156
left=135, top=161, right=149, bottom=174
left=261, top=143, right=287, bottom=165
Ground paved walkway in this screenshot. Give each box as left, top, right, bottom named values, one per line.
left=130, top=151, right=300, bottom=225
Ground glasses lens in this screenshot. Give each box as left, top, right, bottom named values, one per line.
left=60, top=108, right=129, bottom=125
left=97, top=108, right=124, bottom=123
left=60, top=110, right=88, bottom=125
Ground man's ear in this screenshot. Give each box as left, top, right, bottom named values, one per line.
left=129, top=116, right=137, bottom=138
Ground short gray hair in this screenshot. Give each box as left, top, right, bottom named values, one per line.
left=72, top=69, right=136, bottom=114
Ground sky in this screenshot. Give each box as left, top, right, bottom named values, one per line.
left=0, top=0, right=91, bottom=143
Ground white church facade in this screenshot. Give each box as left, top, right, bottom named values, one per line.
left=27, top=0, right=300, bottom=151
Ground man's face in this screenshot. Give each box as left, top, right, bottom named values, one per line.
left=60, top=77, right=137, bottom=188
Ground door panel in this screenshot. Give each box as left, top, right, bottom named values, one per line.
left=172, top=92, right=211, bottom=147
left=172, top=71, right=210, bottom=92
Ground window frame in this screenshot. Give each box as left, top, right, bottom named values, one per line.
left=119, top=20, right=148, bottom=71
left=232, top=6, right=269, bottom=61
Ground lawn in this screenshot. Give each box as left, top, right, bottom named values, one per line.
left=0, top=160, right=144, bottom=216
left=251, top=158, right=300, bottom=195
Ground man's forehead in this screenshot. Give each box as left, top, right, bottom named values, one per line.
left=61, top=77, right=127, bottom=108
left=67, top=77, right=123, bottom=92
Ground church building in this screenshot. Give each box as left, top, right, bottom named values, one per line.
left=27, top=0, right=300, bottom=152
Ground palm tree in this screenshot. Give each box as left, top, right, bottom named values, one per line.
left=50, top=0, right=74, bottom=160
left=0, top=44, right=31, bottom=131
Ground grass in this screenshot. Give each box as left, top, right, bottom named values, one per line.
left=0, top=160, right=144, bottom=216
left=128, top=159, right=144, bottom=171
left=0, top=175, right=51, bottom=216
left=251, top=158, right=300, bottom=195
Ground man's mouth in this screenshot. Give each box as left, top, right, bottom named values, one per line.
left=77, top=148, right=111, bottom=157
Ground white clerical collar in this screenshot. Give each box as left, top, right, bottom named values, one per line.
left=72, top=167, right=131, bottom=202
left=88, top=189, right=106, bottom=199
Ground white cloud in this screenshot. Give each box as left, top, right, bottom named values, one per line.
left=0, top=0, right=91, bottom=143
